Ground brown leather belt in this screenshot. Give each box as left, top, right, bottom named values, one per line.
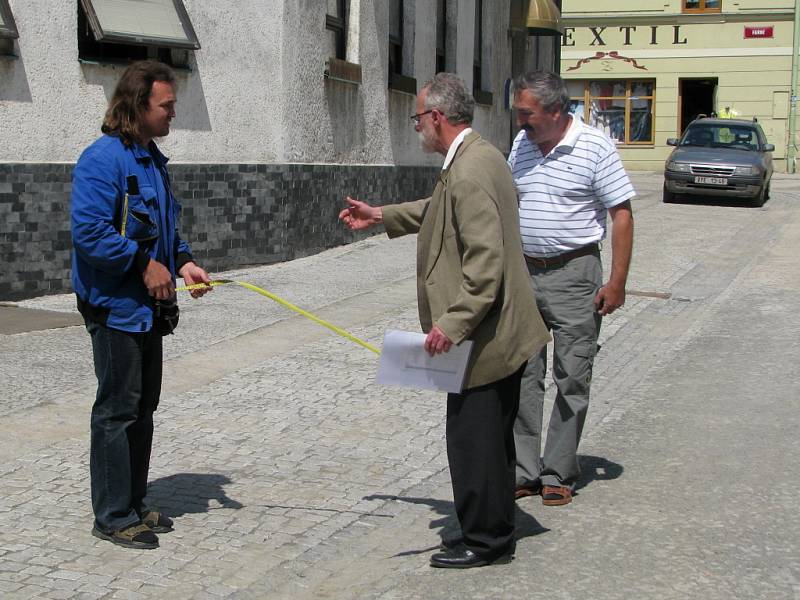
left=524, top=243, right=599, bottom=269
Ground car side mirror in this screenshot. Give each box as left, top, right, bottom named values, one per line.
left=763, top=143, right=775, bottom=152
left=666, top=138, right=679, bottom=146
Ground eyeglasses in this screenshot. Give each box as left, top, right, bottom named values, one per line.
left=409, top=109, right=434, bottom=124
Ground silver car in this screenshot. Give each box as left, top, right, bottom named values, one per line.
left=663, top=118, right=774, bottom=207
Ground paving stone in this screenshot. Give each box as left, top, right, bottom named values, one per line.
left=12, top=584, right=51, bottom=599
left=0, top=561, right=27, bottom=573
left=1, top=175, right=799, bottom=599
left=0, top=579, right=24, bottom=593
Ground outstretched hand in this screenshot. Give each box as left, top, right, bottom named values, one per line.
left=179, top=261, right=213, bottom=299
left=339, top=196, right=382, bottom=231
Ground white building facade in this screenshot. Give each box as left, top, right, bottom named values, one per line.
left=0, top=0, right=558, bottom=299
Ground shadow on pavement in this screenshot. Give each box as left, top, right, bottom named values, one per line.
left=251, top=503, right=395, bottom=518
left=147, top=473, right=244, bottom=517
left=573, top=455, right=624, bottom=494
left=0, top=305, right=84, bottom=334
left=363, top=494, right=548, bottom=557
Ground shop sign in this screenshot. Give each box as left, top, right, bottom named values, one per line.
left=562, top=25, right=689, bottom=47
left=744, top=26, right=773, bottom=39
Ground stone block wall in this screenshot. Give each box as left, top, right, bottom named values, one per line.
left=0, top=163, right=440, bottom=301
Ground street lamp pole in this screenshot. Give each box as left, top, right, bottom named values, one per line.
left=788, top=0, right=800, bottom=173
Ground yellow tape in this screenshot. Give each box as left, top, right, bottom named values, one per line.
left=120, top=194, right=129, bottom=237
left=176, top=279, right=381, bottom=355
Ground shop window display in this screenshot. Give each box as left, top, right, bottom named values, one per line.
left=567, top=80, right=655, bottom=145
left=683, top=0, right=721, bottom=13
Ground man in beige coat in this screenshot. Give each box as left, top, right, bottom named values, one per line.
left=340, top=73, right=549, bottom=569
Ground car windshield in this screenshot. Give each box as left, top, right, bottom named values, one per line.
left=680, top=124, right=759, bottom=151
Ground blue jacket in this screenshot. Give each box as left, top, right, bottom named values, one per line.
left=71, top=134, right=193, bottom=333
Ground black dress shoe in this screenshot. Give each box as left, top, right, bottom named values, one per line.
left=429, top=544, right=514, bottom=569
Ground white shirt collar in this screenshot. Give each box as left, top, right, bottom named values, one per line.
left=553, top=116, right=581, bottom=151
left=442, top=127, right=473, bottom=170
left=522, top=116, right=581, bottom=157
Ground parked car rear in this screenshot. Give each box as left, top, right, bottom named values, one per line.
left=663, top=118, right=774, bottom=207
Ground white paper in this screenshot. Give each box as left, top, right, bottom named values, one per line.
left=376, top=329, right=473, bottom=393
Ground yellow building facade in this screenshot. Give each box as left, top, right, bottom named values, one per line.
left=559, top=0, right=797, bottom=171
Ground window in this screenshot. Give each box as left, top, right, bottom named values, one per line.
left=324, top=0, right=361, bottom=84
left=682, top=0, right=721, bottom=13
left=681, top=123, right=762, bottom=151
left=0, top=0, right=18, bottom=55
left=78, top=0, right=200, bottom=67
left=567, top=80, right=656, bottom=145
left=326, top=0, right=347, bottom=61
left=388, top=0, right=416, bottom=94
left=388, top=0, right=403, bottom=78
left=436, top=0, right=447, bottom=73
left=472, top=0, right=492, bottom=105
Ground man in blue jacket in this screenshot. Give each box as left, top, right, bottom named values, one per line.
left=71, top=61, right=211, bottom=549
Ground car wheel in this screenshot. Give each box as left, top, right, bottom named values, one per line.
left=764, top=180, right=771, bottom=200
left=663, top=185, right=676, bottom=203
left=751, top=184, right=767, bottom=208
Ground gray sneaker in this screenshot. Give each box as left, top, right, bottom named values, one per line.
left=92, top=522, right=159, bottom=549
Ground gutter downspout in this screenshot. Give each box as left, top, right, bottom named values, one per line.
left=788, top=0, right=800, bottom=173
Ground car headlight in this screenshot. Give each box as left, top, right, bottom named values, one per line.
left=667, top=161, right=691, bottom=173
left=736, top=166, right=758, bottom=176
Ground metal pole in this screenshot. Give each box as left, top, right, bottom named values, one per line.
left=553, top=0, right=562, bottom=73
left=788, top=0, right=800, bottom=173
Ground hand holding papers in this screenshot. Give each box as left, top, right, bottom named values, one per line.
left=376, top=329, right=473, bottom=393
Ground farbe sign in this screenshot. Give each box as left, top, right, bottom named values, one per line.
left=744, top=26, right=774, bottom=39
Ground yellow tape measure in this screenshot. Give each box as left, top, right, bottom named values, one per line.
left=176, top=279, right=381, bottom=355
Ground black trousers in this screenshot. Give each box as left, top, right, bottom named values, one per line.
left=87, top=321, right=162, bottom=532
left=446, top=363, right=525, bottom=559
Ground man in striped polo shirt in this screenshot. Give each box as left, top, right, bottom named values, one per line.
left=508, top=71, right=634, bottom=506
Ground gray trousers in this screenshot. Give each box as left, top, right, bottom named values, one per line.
left=514, top=252, right=602, bottom=489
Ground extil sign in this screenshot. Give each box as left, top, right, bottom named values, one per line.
left=562, top=25, right=690, bottom=47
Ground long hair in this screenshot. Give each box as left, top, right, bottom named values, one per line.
left=101, top=61, right=176, bottom=146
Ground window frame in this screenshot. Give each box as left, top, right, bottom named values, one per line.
left=0, top=0, right=19, bottom=40
left=436, top=0, right=447, bottom=74
left=682, top=0, right=722, bottom=14
left=388, top=0, right=404, bottom=77
left=79, top=0, right=201, bottom=50
left=388, top=0, right=416, bottom=95
left=473, top=0, right=482, bottom=89
left=326, top=0, right=347, bottom=61
left=472, top=0, right=492, bottom=105
left=569, top=79, right=656, bottom=146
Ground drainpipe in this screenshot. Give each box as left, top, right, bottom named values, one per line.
left=788, top=0, right=800, bottom=173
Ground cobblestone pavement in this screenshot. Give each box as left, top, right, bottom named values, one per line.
left=1, top=173, right=799, bottom=599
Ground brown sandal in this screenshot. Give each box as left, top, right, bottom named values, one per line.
left=542, top=485, right=572, bottom=506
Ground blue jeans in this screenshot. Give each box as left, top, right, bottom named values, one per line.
left=86, top=321, right=162, bottom=533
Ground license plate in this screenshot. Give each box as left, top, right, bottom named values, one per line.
left=694, top=176, right=728, bottom=185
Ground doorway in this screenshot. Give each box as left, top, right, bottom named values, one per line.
left=679, top=78, right=718, bottom=134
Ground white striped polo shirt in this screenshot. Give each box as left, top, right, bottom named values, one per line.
left=507, top=117, right=635, bottom=258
